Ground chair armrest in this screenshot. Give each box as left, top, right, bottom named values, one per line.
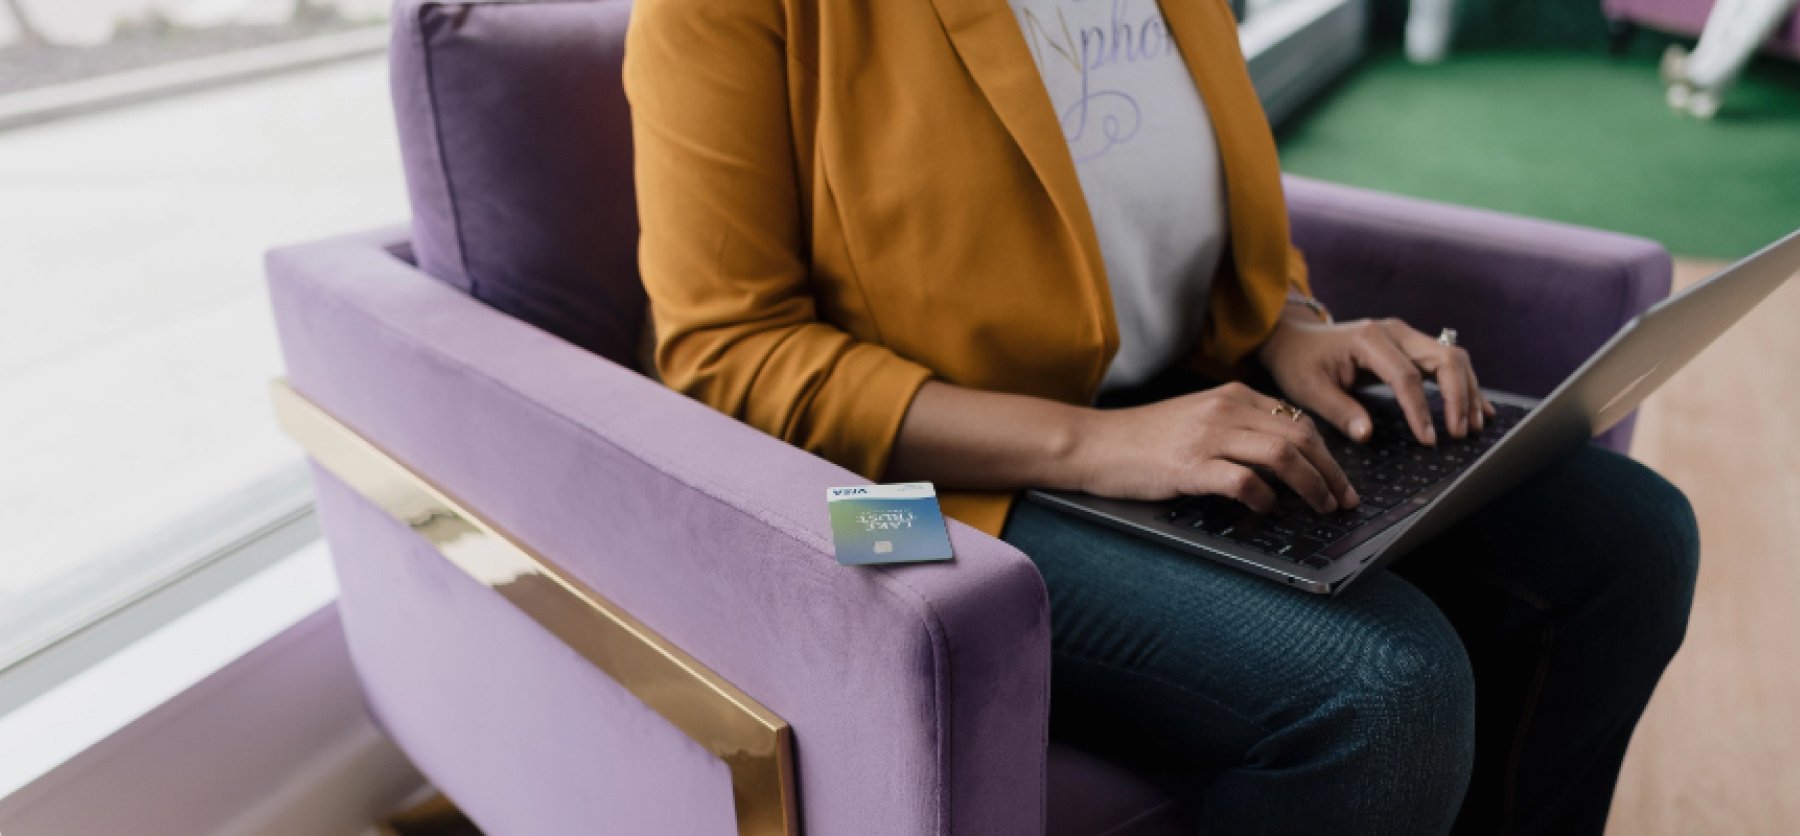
left=1283, top=175, right=1672, bottom=452
left=266, top=228, right=1050, bottom=835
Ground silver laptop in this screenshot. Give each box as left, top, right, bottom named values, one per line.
left=1027, top=227, right=1800, bottom=595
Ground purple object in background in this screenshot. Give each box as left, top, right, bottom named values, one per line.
left=265, top=1, right=1671, bottom=833
left=1286, top=176, right=1671, bottom=453
left=1604, top=0, right=1800, bottom=60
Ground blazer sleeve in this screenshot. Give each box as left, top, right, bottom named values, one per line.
left=1191, top=239, right=1316, bottom=380
left=1287, top=243, right=1314, bottom=299
left=623, top=0, right=935, bottom=481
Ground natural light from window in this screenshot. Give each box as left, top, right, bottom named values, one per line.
left=0, top=0, right=403, bottom=671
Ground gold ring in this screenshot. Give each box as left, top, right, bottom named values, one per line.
left=1271, top=400, right=1304, bottom=422
left=1438, top=327, right=1459, bottom=348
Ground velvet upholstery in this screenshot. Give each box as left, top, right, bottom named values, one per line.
left=1044, top=747, right=1189, bottom=836
left=266, top=2, right=1674, bottom=833
left=390, top=0, right=644, bottom=369
left=269, top=228, right=1053, bottom=834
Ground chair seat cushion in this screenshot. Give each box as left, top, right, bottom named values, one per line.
left=1047, top=743, right=1195, bottom=836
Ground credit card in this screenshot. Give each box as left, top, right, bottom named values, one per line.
left=826, top=482, right=954, bottom=566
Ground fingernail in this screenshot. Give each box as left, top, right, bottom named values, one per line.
left=1424, top=426, right=1437, bottom=445
left=1350, top=418, right=1370, bottom=439
left=1325, top=496, right=1338, bottom=512
left=1346, top=486, right=1361, bottom=507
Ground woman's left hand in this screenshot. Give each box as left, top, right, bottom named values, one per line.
left=1256, top=314, right=1496, bottom=446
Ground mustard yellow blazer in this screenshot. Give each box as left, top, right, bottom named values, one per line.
left=623, top=0, right=1312, bottom=537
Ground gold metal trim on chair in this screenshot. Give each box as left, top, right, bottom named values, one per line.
left=271, top=380, right=798, bottom=836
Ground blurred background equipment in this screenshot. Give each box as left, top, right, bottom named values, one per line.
left=1280, top=0, right=1800, bottom=260
left=1642, top=0, right=1800, bottom=117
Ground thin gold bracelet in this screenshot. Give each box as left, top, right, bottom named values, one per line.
left=1286, top=293, right=1333, bottom=324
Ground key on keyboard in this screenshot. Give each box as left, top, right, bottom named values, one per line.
left=1156, top=395, right=1531, bottom=567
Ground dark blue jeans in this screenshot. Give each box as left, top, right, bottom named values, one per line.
left=1001, top=383, right=1700, bottom=835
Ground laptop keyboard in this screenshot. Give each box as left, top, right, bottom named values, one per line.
left=1154, top=395, right=1530, bottom=570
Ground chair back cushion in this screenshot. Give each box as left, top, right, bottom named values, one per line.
left=390, top=0, right=644, bottom=369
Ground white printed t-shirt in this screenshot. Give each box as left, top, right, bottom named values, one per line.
left=1009, top=0, right=1229, bottom=394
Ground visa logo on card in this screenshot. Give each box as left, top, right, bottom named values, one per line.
left=827, top=482, right=954, bottom=566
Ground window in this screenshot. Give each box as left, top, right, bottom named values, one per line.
left=0, top=1, right=402, bottom=677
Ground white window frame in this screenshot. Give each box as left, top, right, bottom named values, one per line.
left=0, top=471, right=316, bottom=719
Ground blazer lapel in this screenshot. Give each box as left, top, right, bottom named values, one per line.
left=926, top=0, right=1118, bottom=377
left=925, top=0, right=1291, bottom=383
left=1160, top=0, right=1293, bottom=343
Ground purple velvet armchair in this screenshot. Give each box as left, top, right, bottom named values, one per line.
left=265, top=2, right=1671, bottom=834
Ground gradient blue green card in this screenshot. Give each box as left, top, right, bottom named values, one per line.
left=826, top=482, right=955, bottom=566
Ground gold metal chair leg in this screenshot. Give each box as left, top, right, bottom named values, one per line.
left=379, top=793, right=483, bottom=836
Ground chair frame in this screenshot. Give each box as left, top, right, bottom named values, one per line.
left=273, top=381, right=798, bottom=836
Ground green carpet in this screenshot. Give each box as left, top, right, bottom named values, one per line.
left=1277, top=46, right=1800, bottom=260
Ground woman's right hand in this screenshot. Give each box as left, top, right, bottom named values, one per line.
left=1069, top=382, right=1359, bottom=515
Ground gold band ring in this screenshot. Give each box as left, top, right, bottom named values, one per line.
left=1271, top=400, right=1304, bottom=422
left=1438, top=327, right=1459, bottom=348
